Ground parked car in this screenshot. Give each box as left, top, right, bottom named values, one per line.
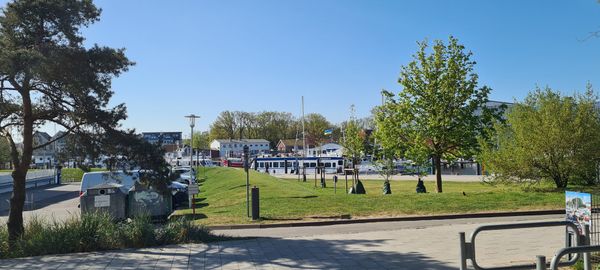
left=79, top=171, right=189, bottom=209
left=172, top=166, right=196, bottom=185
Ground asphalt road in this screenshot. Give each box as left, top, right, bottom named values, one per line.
left=0, top=182, right=80, bottom=223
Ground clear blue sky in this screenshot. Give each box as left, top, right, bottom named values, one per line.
left=24, top=1, right=600, bottom=135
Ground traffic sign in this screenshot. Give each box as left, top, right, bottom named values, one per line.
left=188, top=183, right=199, bottom=195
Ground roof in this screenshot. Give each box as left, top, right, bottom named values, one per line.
left=277, top=139, right=299, bottom=147
left=50, top=131, right=67, bottom=141
left=33, top=131, right=51, bottom=141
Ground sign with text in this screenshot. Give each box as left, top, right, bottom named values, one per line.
left=94, top=195, right=110, bottom=208
left=566, top=191, right=592, bottom=234
left=188, top=183, right=199, bottom=195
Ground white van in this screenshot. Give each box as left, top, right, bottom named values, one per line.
left=79, top=171, right=139, bottom=197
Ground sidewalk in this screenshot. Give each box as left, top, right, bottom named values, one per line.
left=0, top=215, right=565, bottom=269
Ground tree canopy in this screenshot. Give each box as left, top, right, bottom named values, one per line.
left=209, top=110, right=298, bottom=148
left=0, top=0, right=157, bottom=241
left=480, top=86, right=600, bottom=188
left=375, top=36, right=503, bottom=193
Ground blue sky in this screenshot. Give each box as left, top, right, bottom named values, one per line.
left=26, top=1, right=600, bottom=135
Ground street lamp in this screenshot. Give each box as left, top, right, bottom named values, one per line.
left=243, top=145, right=249, bottom=217
left=184, top=114, right=201, bottom=168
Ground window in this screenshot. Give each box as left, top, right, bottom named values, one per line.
left=310, top=163, right=316, bottom=168
left=280, top=162, right=285, bottom=167
left=325, top=163, right=332, bottom=168
left=259, top=162, right=264, bottom=168
left=273, top=162, right=279, bottom=168
left=338, top=161, right=343, bottom=166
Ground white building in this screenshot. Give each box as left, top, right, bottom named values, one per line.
left=306, top=143, right=344, bottom=157
left=210, top=139, right=270, bottom=158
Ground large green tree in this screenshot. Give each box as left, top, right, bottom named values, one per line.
left=375, top=36, right=502, bottom=193
left=0, top=0, right=134, bottom=240
left=304, top=113, right=332, bottom=147
left=480, top=86, right=600, bottom=188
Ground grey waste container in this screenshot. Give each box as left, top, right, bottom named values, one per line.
left=80, top=182, right=127, bottom=220
left=127, top=182, right=173, bottom=221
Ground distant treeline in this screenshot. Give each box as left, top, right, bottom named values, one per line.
left=186, top=110, right=374, bottom=149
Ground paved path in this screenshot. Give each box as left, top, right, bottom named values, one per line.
left=0, top=214, right=568, bottom=269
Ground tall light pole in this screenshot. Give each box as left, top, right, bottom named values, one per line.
left=185, top=114, right=201, bottom=211
left=185, top=114, right=201, bottom=168
left=185, top=114, right=200, bottom=168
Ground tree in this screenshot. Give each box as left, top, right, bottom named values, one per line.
left=304, top=113, right=331, bottom=147
left=209, top=111, right=241, bottom=140
left=0, top=0, right=135, bottom=240
left=375, top=36, right=502, bottom=193
left=480, top=86, right=600, bottom=188
left=183, top=131, right=211, bottom=150
left=341, top=106, right=364, bottom=169
left=209, top=110, right=299, bottom=148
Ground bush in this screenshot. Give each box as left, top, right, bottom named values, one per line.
left=0, top=213, right=217, bottom=259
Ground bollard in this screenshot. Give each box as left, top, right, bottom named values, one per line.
left=536, top=255, right=546, bottom=270
left=251, top=186, right=260, bottom=221
left=333, top=176, right=338, bottom=194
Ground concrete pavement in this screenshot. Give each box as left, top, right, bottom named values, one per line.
left=0, top=214, right=568, bottom=269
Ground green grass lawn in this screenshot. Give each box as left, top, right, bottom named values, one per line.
left=176, top=167, right=566, bottom=226
left=61, top=168, right=106, bottom=182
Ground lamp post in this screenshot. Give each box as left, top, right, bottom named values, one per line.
left=243, top=145, right=249, bottom=217
left=185, top=114, right=200, bottom=210
left=185, top=114, right=201, bottom=168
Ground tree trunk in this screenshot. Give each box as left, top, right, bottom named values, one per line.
left=7, top=169, right=26, bottom=241
left=8, top=88, right=34, bottom=241
left=434, top=155, right=443, bottom=193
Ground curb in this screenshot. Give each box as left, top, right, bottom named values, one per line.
left=208, top=209, right=564, bottom=230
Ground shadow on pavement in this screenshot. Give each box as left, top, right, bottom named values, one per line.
left=130, top=237, right=455, bottom=269
left=0, top=185, right=79, bottom=216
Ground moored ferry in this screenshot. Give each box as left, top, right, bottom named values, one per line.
left=253, top=156, right=344, bottom=175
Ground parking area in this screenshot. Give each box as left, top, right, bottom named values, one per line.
left=0, top=183, right=80, bottom=223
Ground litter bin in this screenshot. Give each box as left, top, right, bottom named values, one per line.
left=127, top=182, right=173, bottom=221
left=80, top=183, right=127, bottom=220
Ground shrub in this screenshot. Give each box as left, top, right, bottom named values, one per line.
left=0, top=212, right=218, bottom=259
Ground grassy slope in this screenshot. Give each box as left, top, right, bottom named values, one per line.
left=181, top=167, right=564, bottom=225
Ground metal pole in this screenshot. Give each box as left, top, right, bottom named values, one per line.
left=190, top=125, right=194, bottom=168
left=189, top=125, right=194, bottom=208
left=244, top=145, right=249, bottom=218
left=535, top=255, right=546, bottom=270
left=459, top=232, right=467, bottom=270
left=584, top=224, right=591, bottom=270
left=246, top=169, right=249, bottom=217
